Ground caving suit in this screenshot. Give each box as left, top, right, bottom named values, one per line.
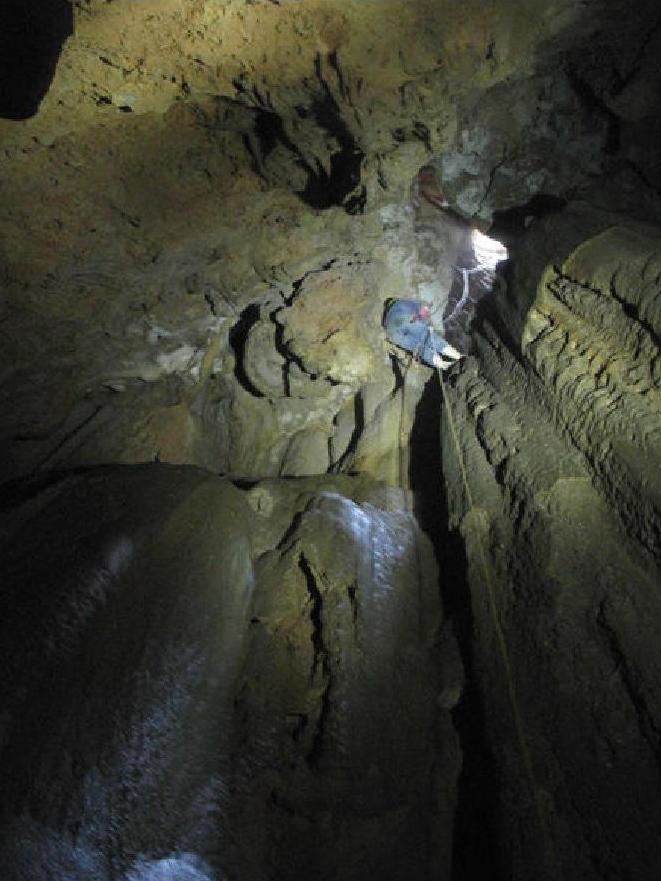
left=383, top=299, right=453, bottom=367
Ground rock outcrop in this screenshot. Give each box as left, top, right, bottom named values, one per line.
left=442, top=208, right=661, bottom=879
left=0, top=466, right=459, bottom=880
left=4, top=0, right=657, bottom=483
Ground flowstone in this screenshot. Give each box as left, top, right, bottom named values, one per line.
left=0, top=465, right=461, bottom=881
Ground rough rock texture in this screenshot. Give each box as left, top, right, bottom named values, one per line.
left=442, top=208, right=661, bottom=880
left=0, top=465, right=253, bottom=879
left=3, top=0, right=653, bottom=483
left=3, top=1, right=661, bottom=879
left=228, top=485, right=459, bottom=881
left=0, top=465, right=459, bottom=880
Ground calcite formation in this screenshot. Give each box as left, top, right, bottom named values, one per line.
left=0, top=466, right=459, bottom=880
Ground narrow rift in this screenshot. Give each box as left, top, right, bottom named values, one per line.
left=409, top=374, right=501, bottom=880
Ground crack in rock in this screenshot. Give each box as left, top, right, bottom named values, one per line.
left=298, top=552, right=332, bottom=769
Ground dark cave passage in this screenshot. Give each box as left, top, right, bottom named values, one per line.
left=0, top=0, right=73, bottom=120
left=229, top=303, right=265, bottom=398
left=490, top=194, right=567, bottom=241
left=409, top=373, right=501, bottom=881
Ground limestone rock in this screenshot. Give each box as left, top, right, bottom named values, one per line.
left=0, top=464, right=462, bottom=880
left=280, top=259, right=379, bottom=385
left=280, top=427, right=330, bottom=477
left=0, top=0, right=631, bottom=480
left=3, top=1, right=661, bottom=877
left=441, top=208, right=661, bottom=879
left=227, top=488, right=460, bottom=880
left=0, top=465, right=255, bottom=878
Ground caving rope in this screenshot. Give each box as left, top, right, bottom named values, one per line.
left=398, top=358, right=412, bottom=507
left=435, top=364, right=559, bottom=879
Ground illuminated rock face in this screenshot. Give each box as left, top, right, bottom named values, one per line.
left=442, top=211, right=661, bottom=879
left=0, top=467, right=459, bottom=880
left=2, top=1, right=661, bottom=880
left=3, top=0, right=658, bottom=483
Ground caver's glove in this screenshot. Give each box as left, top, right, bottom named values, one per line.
left=432, top=343, right=463, bottom=371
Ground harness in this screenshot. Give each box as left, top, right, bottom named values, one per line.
left=410, top=326, right=430, bottom=363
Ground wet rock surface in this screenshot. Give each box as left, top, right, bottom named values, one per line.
left=0, top=465, right=460, bottom=880
left=228, top=488, right=459, bottom=880
left=0, top=466, right=254, bottom=878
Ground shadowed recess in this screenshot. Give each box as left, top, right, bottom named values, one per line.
left=0, top=0, right=74, bottom=120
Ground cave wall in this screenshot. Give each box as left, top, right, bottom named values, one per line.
left=2, top=1, right=661, bottom=879
left=4, top=0, right=655, bottom=484
left=0, top=466, right=461, bottom=880
left=442, top=209, right=661, bottom=879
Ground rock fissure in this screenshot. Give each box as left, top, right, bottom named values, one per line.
left=566, top=62, right=622, bottom=154
left=330, top=389, right=364, bottom=473
left=228, top=303, right=265, bottom=398
left=610, top=19, right=661, bottom=96
left=299, top=54, right=366, bottom=213
left=298, top=552, right=333, bottom=770
left=283, top=259, right=339, bottom=307
left=596, top=603, right=661, bottom=772
left=299, top=553, right=330, bottom=682
left=627, top=158, right=661, bottom=199
left=607, top=273, right=661, bottom=351
left=407, top=373, right=500, bottom=881
left=271, top=309, right=308, bottom=395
